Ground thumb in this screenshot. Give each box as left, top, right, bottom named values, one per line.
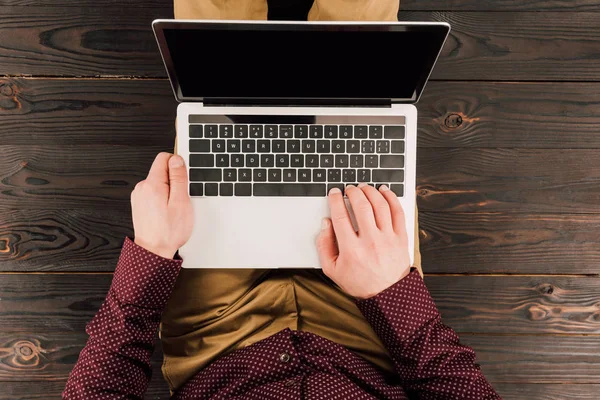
left=168, top=155, right=189, bottom=203
left=316, top=218, right=338, bottom=272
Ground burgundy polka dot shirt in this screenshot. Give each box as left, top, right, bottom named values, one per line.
left=63, top=238, right=501, bottom=399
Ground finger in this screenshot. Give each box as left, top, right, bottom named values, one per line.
left=345, top=184, right=377, bottom=234
left=360, top=184, right=393, bottom=231
left=379, top=185, right=408, bottom=237
left=147, top=152, right=172, bottom=185
left=167, top=155, right=189, bottom=203
left=328, top=187, right=356, bottom=246
left=315, top=218, right=338, bottom=272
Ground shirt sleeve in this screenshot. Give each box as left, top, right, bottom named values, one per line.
left=63, top=237, right=182, bottom=399
left=356, top=269, right=501, bottom=400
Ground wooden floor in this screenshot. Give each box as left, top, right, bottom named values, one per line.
left=1, top=0, right=599, bottom=399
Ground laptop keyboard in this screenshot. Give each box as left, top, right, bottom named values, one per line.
left=188, top=124, right=405, bottom=197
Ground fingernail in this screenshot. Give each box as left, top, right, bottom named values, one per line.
left=358, top=182, right=367, bottom=188
left=329, top=187, right=341, bottom=195
left=321, top=218, right=329, bottom=230
left=379, top=184, right=390, bottom=191
left=169, top=155, right=184, bottom=168
left=345, top=184, right=355, bottom=190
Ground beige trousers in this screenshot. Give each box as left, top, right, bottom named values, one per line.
left=161, top=0, right=416, bottom=392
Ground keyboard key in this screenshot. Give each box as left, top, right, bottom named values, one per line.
left=246, top=154, right=259, bottom=167
left=362, top=140, right=375, bottom=154
left=254, top=183, right=326, bottom=197
left=376, top=140, right=390, bottom=154
left=235, top=183, right=252, bottom=196
left=242, top=139, right=255, bottom=153
left=205, top=182, right=218, bottom=196
left=250, top=125, right=263, bottom=138
left=342, top=169, right=356, bottom=182
left=205, top=125, right=218, bottom=138
left=219, top=125, right=233, bottom=138
left=340, top=126, right=352, bottom=139
left=216, top=154, right=229, bottom=167
left=391, top=140, right=405, bottom=154
left=257, top=140, right=270, bottom=153
left=384, top=125, right=405, bottom=139
left=357, top=169, right=371, bottom=183
left=189, top=183, right=203, bottom=196
left=287, top=140, right=301, bottom=153
left=335, top=155, right=349, bottom=168
left=306, top=155, right=319, bottom=168
left=328, top=183, right=344, bottom=194
left=253, top=169, right=267, bottom=182
left=273, top=140, right=285, bottom=152
left=369, top=126, right=383, bottom=138
left=190, top=154, right=214, bottom=167
left=291, top=155, right=304, bottom=167
left=283, top=169, right=297, bottom=182
left=231, top=154, right=244, bottom=167
left=275, top=154, right=289, bottom=167
left=354, top=126, right=368, bottom=138
left=265, top=125, right=278, bottom=138
left=317, top=140, right=330, bottom=153
left=227, top=139, right=241, bottom=153
left=223, top=169, right=237, bottom=181
left=235, top=125, right=248, bottom=138
left=366, top=155, right=378, bottom=168
left=320, top=155, right=333, bottom=168
left=261, top=154, right=275, bottom=167
left=268, top=169, right=282, bottom=182
left=239, top=169, right=252, bottom=182
left=190, top=168, right=222, bottom=182
left=212, top=139, right=226, bottom=153
left=190, top=139, right=210, bottom=153
left=390, top=184, right=404, bottom=196
left=347, top=140, right=360, bottom=153
left=313, top=169, right=326, bottom=182
left=310, top=125, right=324, bottom=138
left=294, top=125, right=308, bottom=138
left=332, top=140, right=345, bottom=153
left=350, top=155, right=364, bottom=168
left=220, top=182, right=233, bottom=196
left=298, top=169, right=311, bottom=182
left=372, top=169, right=404, bottom=182
left=280, top=125, right=293, bottom=138
left=302, top=140, right=316, bottom=153
left=380, top=155, right=404, bottom=168
left=325, top=125, right=338, bottom=139
left=328, top=169, right=341, bottom=182
left=190, top=125, right=203, bottom=138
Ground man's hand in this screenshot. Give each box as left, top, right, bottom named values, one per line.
left=316, top=184, right=411, bottom=299
left=131, top=153, right=194, bottom=259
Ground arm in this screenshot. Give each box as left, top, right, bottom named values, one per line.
left=315, top=184, right=500, bottom=399
left=63, top=153, right=194, bottom=399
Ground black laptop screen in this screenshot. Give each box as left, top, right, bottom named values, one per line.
left=157, top=23, right=449, bottom=103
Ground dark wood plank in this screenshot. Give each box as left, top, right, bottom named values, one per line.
left=402, top=0, right=600, bottom=11
left=417, top=148, right=600, bottom=213
left=0, top=77, right=176, bottom=146
left=418, top=81, right=600, bottom=148
left=0, top=145, right=166, bottom=209
left=420, top=212, right=600, bottom=274
left=0, top=0, right=170, bottom=6
left=494, top=384, right=600, bottom=400
left=398, top=12, right=600, bottom=81
left=0, top=6, right=170, bottom=77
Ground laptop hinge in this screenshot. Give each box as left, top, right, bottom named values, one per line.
left=202, top=98, right=392, bottom=108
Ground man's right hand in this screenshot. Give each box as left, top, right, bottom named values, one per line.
left=315, top=184, right=411, bottom=300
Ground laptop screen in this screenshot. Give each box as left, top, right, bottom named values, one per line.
left=154, top=21, right=449, bottom=104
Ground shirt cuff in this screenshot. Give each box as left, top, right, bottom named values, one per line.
left=356, top=268, right=440, bottom=343
left=110, top=237, right=183, bottom=309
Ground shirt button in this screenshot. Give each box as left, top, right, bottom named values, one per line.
left=283, top=378, right=297, bottom=387
left=279, top=352, right=291, bottom=363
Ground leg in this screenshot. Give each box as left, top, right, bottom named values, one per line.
left=308, top=0, right=398, bottom=21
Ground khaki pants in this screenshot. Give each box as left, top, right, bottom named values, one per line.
left=161, top=0, right=417, bottom=391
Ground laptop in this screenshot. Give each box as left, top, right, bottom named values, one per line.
left=152, top=20, right=450, bottom=268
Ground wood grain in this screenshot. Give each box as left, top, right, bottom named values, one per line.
left=494, top=384, right=600, bottom=400
left=419, top=212, right=600, bottom=274
left=398, top=12, right=600, bottom=81
left=0, top=77, right=176, bottom=146
left=401, top=0, right=600, bottom=11
left=417, top=148, right=600, bottom=213
left=418, top=81, right=600, bottom=148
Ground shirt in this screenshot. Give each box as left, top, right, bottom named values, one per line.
left=63, top=238, right=501, bottom=399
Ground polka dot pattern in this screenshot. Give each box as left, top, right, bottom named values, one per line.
left=63, top=240, right=501, bottom=399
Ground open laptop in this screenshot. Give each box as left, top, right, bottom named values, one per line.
left=152, top=20, right=450, bottom=268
